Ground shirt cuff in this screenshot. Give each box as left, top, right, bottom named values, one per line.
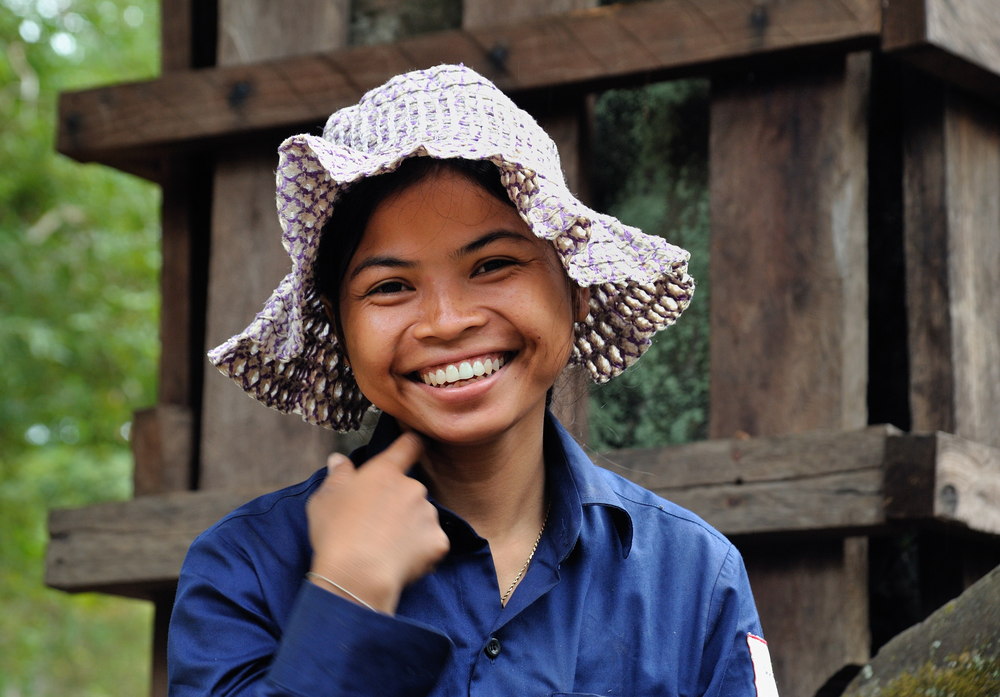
left=267, top=581, right=452, bottom=697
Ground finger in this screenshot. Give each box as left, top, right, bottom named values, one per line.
left=324, top=452, right=354, bottom=485
left=366, top=432, right=424, bottom=474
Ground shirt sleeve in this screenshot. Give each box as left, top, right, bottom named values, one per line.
left=701, top=545, right=779, bottom=697
left=168, top=529, right=452, bottom=697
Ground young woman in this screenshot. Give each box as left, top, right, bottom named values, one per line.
left=168, top=64, right=777, bottom=697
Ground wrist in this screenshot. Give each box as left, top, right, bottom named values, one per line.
left=307, top=561, right=400, bottom=614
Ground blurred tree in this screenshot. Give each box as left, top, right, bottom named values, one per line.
left=589, top=80, right=711, bottom=450
left=0, top=0, right=160, bottom=694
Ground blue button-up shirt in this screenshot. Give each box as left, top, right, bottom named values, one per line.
left=169, top=414, right=768, bottom=696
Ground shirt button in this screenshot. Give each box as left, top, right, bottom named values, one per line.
left=484, top=637, right=502, bottom=659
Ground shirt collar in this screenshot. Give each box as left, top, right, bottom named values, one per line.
left=349, top=412, right=634, bottom=559
left=544, top=413, right=634, bottom=559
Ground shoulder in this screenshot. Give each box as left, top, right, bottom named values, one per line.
left=184, top=468, right=325, bottom=569
left=599, top=465, right=728, bottom=544
left=588, top=464, right=746, bottom=588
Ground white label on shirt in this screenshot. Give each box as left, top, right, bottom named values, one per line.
left=747, top=633, right=779, bottom=697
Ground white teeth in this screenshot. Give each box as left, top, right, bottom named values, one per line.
left=421, top=356, right=506, bottom=387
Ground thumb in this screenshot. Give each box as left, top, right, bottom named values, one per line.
left=368, top=432, right=425, bottom=475
left=324, top=452, right=354, bottom=486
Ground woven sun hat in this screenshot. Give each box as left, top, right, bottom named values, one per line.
left=208, top=63, right=695, bottom=432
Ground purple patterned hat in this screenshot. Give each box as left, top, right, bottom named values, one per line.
left=208, top=64, right=694, bottom=431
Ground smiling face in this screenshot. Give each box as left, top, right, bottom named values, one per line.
left=336, top=169, right=588, bottom=447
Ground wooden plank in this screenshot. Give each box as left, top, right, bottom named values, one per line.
left=131, top=405, right=193, bottom=495
left=708, top=54, right=870, bottom=439
left=130, top=157, right=210, bottom=497
left=886, top=432, right=1000, bottom=534
left=56, top=0, right=881, bottom=169
left=198, top=149, right=337, bottom=491
left=604, top=424, right=895, bottom=488
left=901, top=71, right=1000, bottom=449
left=46, top=487, right=274, bottom=598
left=707, top=54, right=872, bottom=696
left=606, top=425, right=894, bottom=535
left=217, top=0, right=348, bottom=64
left=743, top=537, right=869, bottom=697
left=197, top=2, right=349, bottom=491
left=160, top=0, right=194, bottom=72
left=46, top=428, right=1000, bottom=597
left=884, top=0, right=1000, bottom=104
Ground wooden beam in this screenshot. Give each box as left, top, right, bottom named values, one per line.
left=886, top=432, right=1000, bottom=535
left=884, top=0, right=1000, bottom=104
left=45, top=427, right=1000, bottom=599
left=196, top=0, right=348, bottom=492
left=708, top=54, right=870, bottom=439
left=46, top=487, right=274, bottom=599
left=901, top=70, right=1000, bottom=450
left=56, top=0, right=880, bottom=170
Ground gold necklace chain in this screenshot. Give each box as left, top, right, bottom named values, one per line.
left=500, top=505, right=550, bottom=607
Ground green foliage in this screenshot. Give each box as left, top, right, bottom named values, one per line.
left=589, top=80, right=711, bottom=450
left=1, top=0, right=161, bottom=693
left=876, top=653, right=1000, bottom=697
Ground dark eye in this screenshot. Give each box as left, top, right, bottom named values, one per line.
left=367, top=280, right=409, bottom=295
left=474, top=258, right=515, bottom=275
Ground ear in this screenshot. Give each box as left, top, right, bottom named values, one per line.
left=573, top=285, right=591, bottom=323
left=319, top=295, right=351, bottom=366
left=320, top=295, right=336, bottom=324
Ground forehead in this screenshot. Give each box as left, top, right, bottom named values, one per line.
left=354, top=170, right=536, bottom=255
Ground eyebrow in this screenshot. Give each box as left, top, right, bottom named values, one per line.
left=454, top=230, right=531, bottom=258
left=347, top=255, right=414, bottom=281
left=347, top=229, right=531, bottom=281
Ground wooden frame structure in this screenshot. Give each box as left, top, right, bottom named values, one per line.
left=46, top=1, right=1000, bottom=695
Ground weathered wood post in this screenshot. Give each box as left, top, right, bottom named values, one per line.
left=709, top=54, right=872, bottom=697
left=198, top=0, right=349, bottom=491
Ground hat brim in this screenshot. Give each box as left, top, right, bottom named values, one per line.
left=209, top=132, right=694, bottom=431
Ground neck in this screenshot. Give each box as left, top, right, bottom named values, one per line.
left=417, top=410, right=548, bottom=544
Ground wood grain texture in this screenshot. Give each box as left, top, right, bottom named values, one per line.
left=744, top=537, right=870, bottom=697
left=56, top=0, right=881, bottom=169
left=902, top=73, right=1000, bottom=448
left=708, top=54, right=870, bottom=438
left=46, top=487, right=274, bottom=597
left=159, top=0, right=193, bottom=73
left=131, top=405, right=193, bottom=496
left=886, top=432, right=1000, bottom=534
left=884, top=0, right=1000, bottom=103
left=707, top=54, right=872, bottom=695
left=217, top=0, right=348, bottom=66
left=198, top=145, right=340, bottom=491
left=46, top=427, right=1000, bottom=597
left=197, top=3, right=349, bottom=490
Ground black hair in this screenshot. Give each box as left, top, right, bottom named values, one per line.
left=314, top=157, right=512, bottom=340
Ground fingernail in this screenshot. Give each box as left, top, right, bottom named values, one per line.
left=327, top=453, right=348, bottom=470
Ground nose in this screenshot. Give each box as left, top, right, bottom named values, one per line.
left=411, top=282, right=487, bottom=341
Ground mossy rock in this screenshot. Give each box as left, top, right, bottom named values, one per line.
left=873, top=652, right=1000, bottom=697
left=842, top=564, right=1000, bottom=697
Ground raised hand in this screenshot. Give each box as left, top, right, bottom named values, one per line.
left=306, top=433, right=450, bottom=614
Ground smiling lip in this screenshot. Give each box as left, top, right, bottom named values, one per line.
left=415, top=352, right=510, bottom=388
